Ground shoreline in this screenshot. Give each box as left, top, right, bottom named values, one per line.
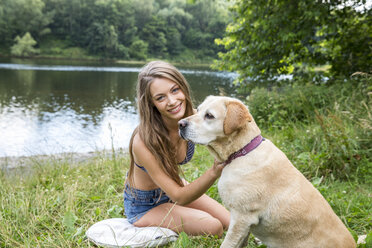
left=0, top=149, right=128, bottom=172
left=0, top=54, right=213, bottom=68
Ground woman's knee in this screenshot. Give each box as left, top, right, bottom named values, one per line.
left=203, top=217, right=224, bottom=237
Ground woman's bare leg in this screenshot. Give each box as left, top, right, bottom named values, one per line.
left=186, top=193, right=230, bottom=230
left=181, top=179, right=230, bottom=230
left=133, top=202, right=224, bottom=237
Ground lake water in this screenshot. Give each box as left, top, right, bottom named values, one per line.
left=0, top=58, right=237, bottom=157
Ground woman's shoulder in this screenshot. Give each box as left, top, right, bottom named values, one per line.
left=132, top=132, right=146, bottom=152
left=132, top=132, right=154, bottom=161
left=132, top=131, right=161, bottom=171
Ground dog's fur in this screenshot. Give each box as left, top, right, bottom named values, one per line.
left=179, top=96, right=356, bottom=248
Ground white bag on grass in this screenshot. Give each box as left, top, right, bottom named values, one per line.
left=86, top=218, right=178, bottom=248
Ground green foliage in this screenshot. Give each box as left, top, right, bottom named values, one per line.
left=247, top=78, right=371, bottom=180
left=0, top=0, right=230, bottom=61
left=38, top=37, right=94, bottom=58
left=87, top=21, right=129, bottom=59
left=10, top=32, right=39, bottom=57
left=247, top=83, right=331, bottom=127
left=141, top=16, right=169, bottom=56
left=184, top=28, right=213, bottom=49
left=320, top=6, right=372, bottom=77
left=215, top=0, right=372, bottom=84
left=129, top=39, right=148, bottom=60
left=0, top=0, right=52, bottom=45
left=166, top=27, right=183, bottom=56
left=184, top=0, right=230, bottom=56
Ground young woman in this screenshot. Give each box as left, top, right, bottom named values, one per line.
left=124, top=61, right=230, bottom=237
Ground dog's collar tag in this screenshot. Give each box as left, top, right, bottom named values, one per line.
left=224, top=135, right=264, bottom=165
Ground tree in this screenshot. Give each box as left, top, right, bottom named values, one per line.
left=11, top=32, right=39, bottom=56
left=92, top=0, right=137, bottom=47
left=132, top=0, right=156, bottom=31
left=0, top=0, right=52, bottom=45
left=215, top=0, right=372, bottom=85
left=129, top=39, right=148, bottom=60
left=141, top=16, right=168, bottom=56
left=87, top=21, right=128, bottom=58
left=165, top=27, right=183, bottom=56
left=184, top=0, right=230, bottom=55
left=44, top=0, right=97, bottom=47
left=0, top=0, right=231, bottom=60
left=158, top=1, right=193, bottom=34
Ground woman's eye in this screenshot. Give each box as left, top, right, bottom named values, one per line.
left=156, top=96, right=164, bottom=101
left=205, top=113, right=215, bottom=120
left=172, top=87, right=180, bottom=93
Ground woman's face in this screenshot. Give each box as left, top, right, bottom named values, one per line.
left=150, top=77, right=186, bottom=123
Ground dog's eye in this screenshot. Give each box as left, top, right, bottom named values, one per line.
left=204, top=113, right=215, bottom=120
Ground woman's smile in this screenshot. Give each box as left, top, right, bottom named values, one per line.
left=168, top=103, right=182, bottom=114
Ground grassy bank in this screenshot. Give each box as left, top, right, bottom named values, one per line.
left=0, top=53, right=213, bottom=70
left=0, top=42, right=216, bottom=68
left=0, top=147, right=370, bottom=247
left=1, top=78, right=371, bottom=247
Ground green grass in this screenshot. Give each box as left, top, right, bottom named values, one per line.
left=0, top=146, right=370, bottom=247
left=0, top=153, right=128, bottom=247
left=1, top=78, right=371, bottom=247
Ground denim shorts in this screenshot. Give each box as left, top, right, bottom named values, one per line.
left=124, top=184, right=171, bottom=224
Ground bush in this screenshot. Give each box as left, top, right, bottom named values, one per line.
left=247, top=78, right=371, bottom=180
left=10, top=32, right=39, bottom=57
left=247, top=83, right=333, bottom=129
left=129, top=40, right=148, bottom=60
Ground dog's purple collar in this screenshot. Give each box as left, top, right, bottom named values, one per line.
left=224, top=135, right=264, bottom=165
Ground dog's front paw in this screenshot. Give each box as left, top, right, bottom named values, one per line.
left=254, top=236, right=263, bottom=246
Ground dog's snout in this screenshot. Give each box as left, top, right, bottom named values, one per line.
left=178, top=119, right=188, bottom=130
left=178, top=119, right=189, bottom=140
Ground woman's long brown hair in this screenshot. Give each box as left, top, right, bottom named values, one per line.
left=126, top=61, right=194, bottom=189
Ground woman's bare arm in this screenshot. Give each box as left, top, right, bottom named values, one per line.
left=132, top=134, right=223, bottom=205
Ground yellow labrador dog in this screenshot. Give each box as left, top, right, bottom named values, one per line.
left=179, top=96, right=356, bottom=248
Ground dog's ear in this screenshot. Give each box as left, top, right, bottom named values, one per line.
left=223, top=100, right=252, bottom=135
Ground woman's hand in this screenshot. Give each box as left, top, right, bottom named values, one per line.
left=210, top=159, right=225, bottom=179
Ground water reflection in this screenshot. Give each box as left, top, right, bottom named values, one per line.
left=0, top=60, right=237, bottom=157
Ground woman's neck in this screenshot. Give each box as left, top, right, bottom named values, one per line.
left=162, top=118, right=184, bottom=146
left=162, top=117, right=180, bottom=134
